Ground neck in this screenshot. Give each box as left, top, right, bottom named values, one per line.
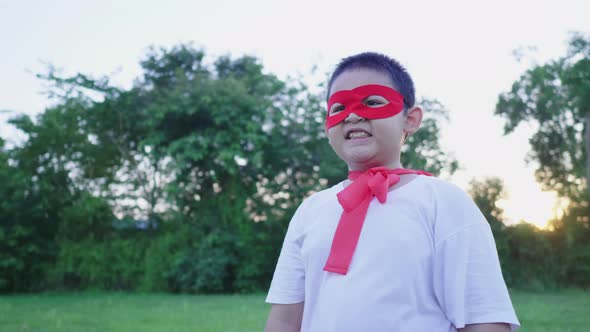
left=348, top=161, right=403, bottom=173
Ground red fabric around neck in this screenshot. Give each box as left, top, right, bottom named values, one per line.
left=323, top=167, right=433, bottom=275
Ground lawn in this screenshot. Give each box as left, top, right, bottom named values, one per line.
left=0, top=289, right=588, bottom=331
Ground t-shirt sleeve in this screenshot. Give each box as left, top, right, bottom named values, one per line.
left=432, top=184, right=520, bottom=331
left=265, top=202, right=306, bottom=304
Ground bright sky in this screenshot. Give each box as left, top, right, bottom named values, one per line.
left=1, top=0, right=589, bottom=228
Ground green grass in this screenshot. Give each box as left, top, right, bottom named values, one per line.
left=0, top=292, right=268, bottom=332
left=0, top=289, right=588, bottom=331
left=510, top=289, right=590, bottom=332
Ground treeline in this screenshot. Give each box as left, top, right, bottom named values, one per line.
left=490, top=32, right=590, bottom=289
left=0, top=45, right=454, bottom=293
left=469, top=178, right=590, bottom=289
left=1, top=34, right=589, bottom=293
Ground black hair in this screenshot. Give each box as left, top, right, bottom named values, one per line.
left=327, top=52, right=415, bottom=110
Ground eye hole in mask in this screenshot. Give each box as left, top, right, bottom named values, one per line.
left=329, top=95, right=389, bottom=115
left=363, top=95, right=389, bottom=108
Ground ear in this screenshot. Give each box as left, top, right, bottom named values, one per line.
left=404, top=105, right=423, bottom=136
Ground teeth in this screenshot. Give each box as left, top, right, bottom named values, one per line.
left=348, top=131, right=370, bottom=139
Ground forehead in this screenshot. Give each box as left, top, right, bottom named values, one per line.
left=329, top=68, right=394, bottom=98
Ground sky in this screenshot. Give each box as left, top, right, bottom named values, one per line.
left=1, top=0, right=589, bottom=228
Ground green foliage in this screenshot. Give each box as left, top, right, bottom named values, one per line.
left=170, top=229, right=238, bottom=293
left=495, top=32, right=590, bottom=200
left=493, top=32, right=590, bottom=289
left=138, top=226, right=188, bottom=292
left=50, top=236, right=148, bottom=290
left=503, top=223, right=559, bottom=290
left=58, top=193, right=114, bottom=241
left=48, top=193, right=147, bottom=290
left=232, top=213, right=293, bottom=293
left=403, top=98, right=459, bottom=176
left=468, top=177, right=510, bottom=274
left=548, top=202, right=590, bottom=287
left=467, top=177, right=590, bottom=289
left=0, top=44, right=473, bottom=293
left=2, top=38, right=589, bottom=296
left=0, top=147, right=65, bottom=292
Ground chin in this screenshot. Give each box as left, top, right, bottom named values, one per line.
left=344, top=154, right=380, bottom=169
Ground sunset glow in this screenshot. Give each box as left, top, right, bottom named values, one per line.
left=497, top=190, right=568, bottom=229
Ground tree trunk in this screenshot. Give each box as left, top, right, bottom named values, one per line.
left=585, top=112, right=590, bottom=201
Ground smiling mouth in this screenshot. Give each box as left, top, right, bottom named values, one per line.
left=345, top=130, right=372, bottom=139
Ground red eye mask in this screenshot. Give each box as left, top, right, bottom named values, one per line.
left=326, top=84, right=404, bottom=129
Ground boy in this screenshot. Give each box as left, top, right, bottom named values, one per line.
left=264, top=52, right=519, bottom=332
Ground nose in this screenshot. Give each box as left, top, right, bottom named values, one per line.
left=344, top=112, right=365, bottom=123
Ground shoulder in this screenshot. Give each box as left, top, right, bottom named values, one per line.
left=403, top=175, right=473, bottom=207
left=280, top=181, right=343, bottom=241
left=297, top=181, right=343, bottom=211
left=413, top=175, right=474, bottom=205
left=288, top=180, right=343, bottom=226
left=413, top=176, right=486, bottom=240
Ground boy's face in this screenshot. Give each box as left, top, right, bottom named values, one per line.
left=326, top=68, right=420, bottom=171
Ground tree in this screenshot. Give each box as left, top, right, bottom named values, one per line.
left=495, top=33, right=590, bottom=201
left=468, top=177, right=507, bottom=230
left=0, top=138, right=66, bottom=291
left=3, top=44, right=462, bottom=292
left=403, top=98, right=459, bottom=176
left=468, top=177, right=510, bottom=277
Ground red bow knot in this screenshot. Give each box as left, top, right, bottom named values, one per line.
left=324, top=167, right=432, bottom=275
left=368, top=170, right=401, bottom=204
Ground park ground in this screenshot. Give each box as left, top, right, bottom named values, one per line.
left=0, top=289, right=588, bottom=331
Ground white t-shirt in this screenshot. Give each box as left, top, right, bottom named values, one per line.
left=266, top=175, right=520, bottom=332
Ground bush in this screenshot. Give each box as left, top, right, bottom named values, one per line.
left=50, top=235, right=148, bottom=290
left=58, top=193, right=114, bottom=241
left=0, top=168, right=62, bottom=292
left=138, top=225, right=191, bottom=292
left=502, top=223, right=559, bottom=289
left=169, top=228, right=238, bottom=293
left=233, top=217, right=288, bottom=293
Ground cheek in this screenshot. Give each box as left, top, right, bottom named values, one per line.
left=327, top=127, right=339, bottom=142
left=374, top=118, right=397, bottom=131
left=373, top=119, right=405, bottom=142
